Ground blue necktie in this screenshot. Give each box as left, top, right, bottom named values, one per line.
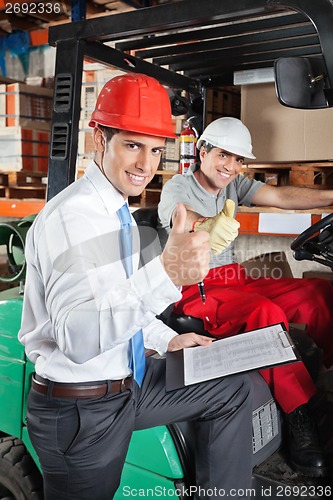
left=117, top=203, right=145, bottom=387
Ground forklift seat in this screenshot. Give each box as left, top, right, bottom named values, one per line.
left=133, top=206, right=158, bottom=228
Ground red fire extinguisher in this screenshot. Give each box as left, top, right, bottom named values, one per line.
left=179, top=120, right=197, bottom=175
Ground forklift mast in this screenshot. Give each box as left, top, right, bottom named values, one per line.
left=47, top=0, right=333, bottom=200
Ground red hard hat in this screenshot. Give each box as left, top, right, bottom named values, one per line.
left=89, top=73, right=176, bottom=139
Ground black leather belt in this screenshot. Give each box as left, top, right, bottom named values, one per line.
left=32, top=374, right=132, bottom=398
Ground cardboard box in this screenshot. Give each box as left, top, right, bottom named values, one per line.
left=5, top=83, right=53, bottom=130
left=0, top=127, right=50, bottom=172
left=241, top=83, right=333, bottom=162
left=206, top=87, right=241, bottom=122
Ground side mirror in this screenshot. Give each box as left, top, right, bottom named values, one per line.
left=274, top=57, right=333, bottom=109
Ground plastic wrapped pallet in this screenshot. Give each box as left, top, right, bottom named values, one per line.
left=0, top=126, right=50, bottom=172
left=5, top=83, right=53, bottom=130
left=0, top=85, right=6, bottom=128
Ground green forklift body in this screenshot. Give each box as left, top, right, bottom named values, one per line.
left=0, top=287, right=25, bottom=438
left=0, top=287, right=185, bottom=497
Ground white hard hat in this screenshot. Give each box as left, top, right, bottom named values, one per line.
left=197, top=117, right=256, bottom=159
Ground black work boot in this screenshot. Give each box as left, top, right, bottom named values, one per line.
left=286, top=403, right=330, bottom=477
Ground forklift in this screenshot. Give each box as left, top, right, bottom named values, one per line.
left=0, top=1, right=333, bottom=498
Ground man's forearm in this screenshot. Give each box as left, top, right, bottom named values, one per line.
left=253, top=184, right=333, bottom=210
left=279, top=186, right=333, bottom=209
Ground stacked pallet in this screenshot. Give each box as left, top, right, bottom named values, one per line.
left=0, top=82, right=52, bottom=203
left=242, top=162, right=333, bottom=189
left=0, top=82, right=52, bottom=174
left=0, top=171, right=47, bottom=200
left=289, top=163, right=333, bottom=189
left=242, top=164, right=290, bottom=186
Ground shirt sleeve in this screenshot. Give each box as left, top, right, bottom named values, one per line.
left=158, top=174, right=191, bottom=230
left=62, top=256, right=181, bottom=364
left=20, top=209, right=182, bottom=365
left=143, top=316, right=178, bottom=355
left=235, top=175, right=264, bottom=206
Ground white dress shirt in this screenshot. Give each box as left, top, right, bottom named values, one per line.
left=18, top=162, right=181, bottom=383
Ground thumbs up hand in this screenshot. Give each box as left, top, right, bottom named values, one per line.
left=162, top=203, right=210, bottom=286
left=193, top=199, right=240, bottom=255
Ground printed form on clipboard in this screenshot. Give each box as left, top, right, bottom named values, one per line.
left=166, top=323, right=300, bottom=392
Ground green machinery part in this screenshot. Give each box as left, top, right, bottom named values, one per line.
left=0, top=215, right=36, bottom=283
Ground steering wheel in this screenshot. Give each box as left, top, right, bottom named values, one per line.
left=291, top=212, right=333, bottom=256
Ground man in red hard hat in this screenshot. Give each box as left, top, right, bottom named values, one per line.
left=19, top=73, right=253, bottom=499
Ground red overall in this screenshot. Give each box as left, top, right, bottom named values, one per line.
left=173, top=264, right=333, bottom=414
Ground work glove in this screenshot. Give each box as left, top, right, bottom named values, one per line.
left=193, top=199, right=240, bottom=255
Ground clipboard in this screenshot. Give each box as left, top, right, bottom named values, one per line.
left=166, top=322, right=301, bottom=392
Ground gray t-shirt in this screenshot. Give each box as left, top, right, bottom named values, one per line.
left=158, top=165, right=264, bottom=268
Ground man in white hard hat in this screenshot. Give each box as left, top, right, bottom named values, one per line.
left=158, top=116, right=333, bottom=478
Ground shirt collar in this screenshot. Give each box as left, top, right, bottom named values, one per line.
left=85, top=161, right=127, bottom=216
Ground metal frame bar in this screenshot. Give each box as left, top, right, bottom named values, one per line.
left=137, top=26, right=317, bottom=61
left=83, top=43, right=198, bottom=90
left=48, top=0, right=278, bottom=44
left=115, top=12, right=308, bottom=52
left=187, top=45, right=321, bottom=72
left=47, top=0, right=333, bottom=200
left=167, top=37, right=320, bottom=72
left=47, top=39, right=85, bottom=199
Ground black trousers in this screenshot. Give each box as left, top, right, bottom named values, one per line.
left=27, top=357, right=253, bottom=500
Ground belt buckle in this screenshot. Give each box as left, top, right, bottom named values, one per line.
left=120, top=378, right=127, bottom=392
